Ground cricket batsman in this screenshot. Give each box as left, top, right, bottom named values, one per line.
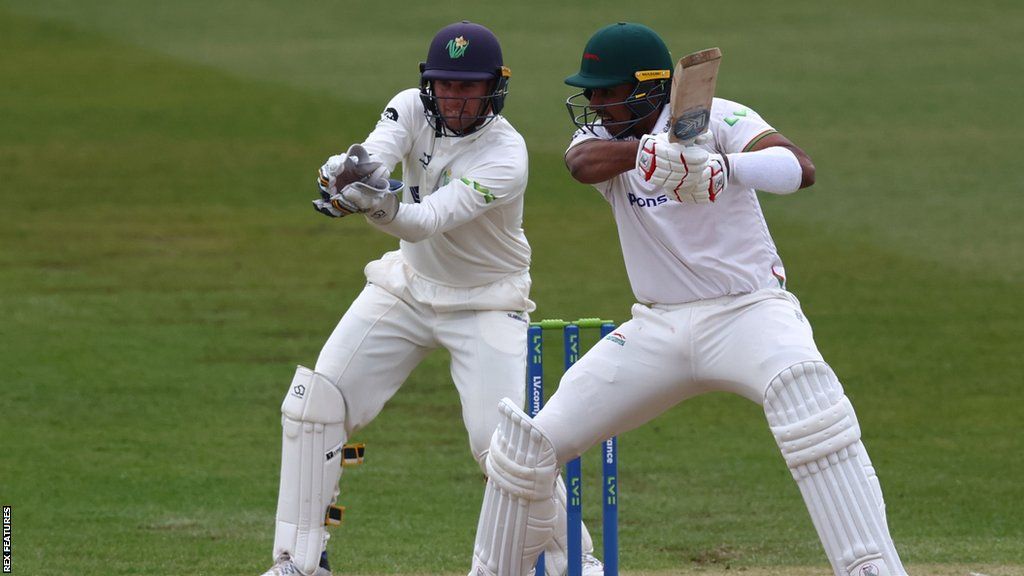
left=469, top=22, right=909, bottom=576
left=261, top=21, right=602, bottom=576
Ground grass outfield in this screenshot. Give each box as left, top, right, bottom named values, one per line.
left=395, top=565, right=1019, bottom=569
left=1, top=1, right=1022, bottom=575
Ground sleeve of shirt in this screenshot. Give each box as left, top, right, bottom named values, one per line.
left=368, top=136, right=528, bottom=242
left=564, top=126, right=614, bottom=196
left=709, top=97, right=778, bottom=155
left=360, top=88, right=421, bottom=172
left=565, top=126, right=602, bottom=154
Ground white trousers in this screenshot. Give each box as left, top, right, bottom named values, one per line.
left=535, top=288, right=822, bottom=463
left=316, top=282, right=529, bottom=466
left=533, top=288, right=907, bottom=575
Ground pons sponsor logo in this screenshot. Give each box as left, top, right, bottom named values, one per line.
left=627, top=192, right=668, bottom=208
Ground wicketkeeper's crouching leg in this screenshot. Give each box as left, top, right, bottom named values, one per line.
left=765, top=361, right=908, bottom=576
left=268, top=366, right=348, bottom=576
left=471, top=398, right=561, bottom=576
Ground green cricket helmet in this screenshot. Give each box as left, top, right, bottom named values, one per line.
left=565, top=22, right=672, bottom=138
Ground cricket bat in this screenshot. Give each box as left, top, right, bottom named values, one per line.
left=668, top=47, right=722, bottom=144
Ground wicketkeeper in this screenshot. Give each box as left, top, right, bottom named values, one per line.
left=469, top=22, right=908, bottom=576
left=261, top=21, right=602, bottom=576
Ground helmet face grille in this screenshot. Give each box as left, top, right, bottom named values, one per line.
left=564, top=79, right=670, bottom=140
left=420, top=77, right=510, bottom=137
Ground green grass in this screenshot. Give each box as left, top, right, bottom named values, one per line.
left=1, top=1, right=1022, bottom=574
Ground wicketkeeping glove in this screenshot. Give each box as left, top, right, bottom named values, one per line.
left=314, top=143, right=392, bottom=218
left=312, top=192, right=361, bottom=218
left=337, top=178, right=405, bottom=224
left=317, top=143, right=389, bottom=197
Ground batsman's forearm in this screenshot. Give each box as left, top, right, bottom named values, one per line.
left=726, top=146, right=808, bottom=194
left=565, top=140, right=639, bottom=184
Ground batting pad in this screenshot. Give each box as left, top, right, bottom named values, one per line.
left=765, top=362, right=906, bottom=576
left=472, top=398, right=559, bottom=576
left=273, top=366, right=347, bottom=576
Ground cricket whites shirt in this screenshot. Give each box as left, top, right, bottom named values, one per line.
left=566, top=98, right=787, bottom=305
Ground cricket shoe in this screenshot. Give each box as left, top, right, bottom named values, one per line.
left=581, top=553, right=604, bottom=576
left=259, top=551, right=332, bottom=576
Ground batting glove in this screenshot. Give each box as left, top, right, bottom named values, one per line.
left=635, top=132, right=711, bottom=200
left=675, top=153, right=729, bottom=204
left=339, top=179, right=405, bottom=224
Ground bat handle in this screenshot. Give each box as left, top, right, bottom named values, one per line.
left=670, top=109, right=711, bottom=144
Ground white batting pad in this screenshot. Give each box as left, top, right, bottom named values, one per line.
left=765, top=362, right=906, bottom=576
left=273, top=366, right=347, bottom=576
left=471, top=398, right=560, bottom=576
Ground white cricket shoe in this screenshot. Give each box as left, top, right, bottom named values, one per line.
left=260, top=552, right=332, bottom=576
left=581, top=553, right=604, bottom=576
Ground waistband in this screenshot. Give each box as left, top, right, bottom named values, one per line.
left=647, top=287, right=793, bottom=311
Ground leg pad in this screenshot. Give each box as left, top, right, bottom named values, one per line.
left=471, top=398, right=560, bottom=576
left=273, top=366, right=348, bottom=576
left=765, top=362, right=906, bottom=576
